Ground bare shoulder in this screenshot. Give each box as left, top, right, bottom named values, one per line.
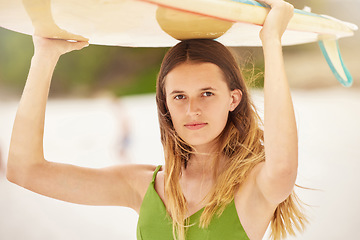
left=111, top=164, right=158, bottom=212
left=153, top=166, right=164, bottom=192
left=113, top=164, right=157, bottom=194
left=114, top=164, right=157, bottom=178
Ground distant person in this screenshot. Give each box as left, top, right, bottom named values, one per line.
left=7, top=1, right=307, bottom=239
left=0, top=146, right=3, bottom=176
left=112, top=98, right=132, bottom=161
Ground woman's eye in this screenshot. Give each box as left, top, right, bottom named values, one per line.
left=174, top=95, right=186, bottom=100
left=202, top=92, right=214, bottom=97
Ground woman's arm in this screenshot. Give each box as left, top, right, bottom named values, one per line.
left=7, top=37, right=152, bottom=209
left=255, top=0, right=298, bottom=204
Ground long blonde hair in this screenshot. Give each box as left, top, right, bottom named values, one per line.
left=156, top=39, right=307, bottom=240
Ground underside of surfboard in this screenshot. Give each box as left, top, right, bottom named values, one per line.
left=0, top=0, right=358, bottom=86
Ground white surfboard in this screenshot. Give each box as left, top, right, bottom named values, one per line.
left=0, top=0, right=357, bottom=86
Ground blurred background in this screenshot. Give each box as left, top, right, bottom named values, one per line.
left=0, top=0, right=359, bottom=239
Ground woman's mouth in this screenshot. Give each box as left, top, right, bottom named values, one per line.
left=184, top=122, right=208, bottom=130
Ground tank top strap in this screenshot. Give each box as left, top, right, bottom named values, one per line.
left=151, top=165, right=162, bottom=183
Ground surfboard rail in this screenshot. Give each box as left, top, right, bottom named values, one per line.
left=141, top=0, right=357, bottom=39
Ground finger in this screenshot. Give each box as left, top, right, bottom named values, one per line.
left=255, top=0, right=286, bottom=8
left=73, top=41, right=90, bottom=50
left=66, top=40, right=90, bottom=52
left=254, top=0, right=270, bottom=8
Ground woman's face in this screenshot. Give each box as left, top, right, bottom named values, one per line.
left=165, top=62, right=241, bottom=152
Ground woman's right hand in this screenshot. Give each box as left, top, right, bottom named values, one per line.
left=33, top=36, right=89, bottom=59
left=256, top=0, right=294, bottom=44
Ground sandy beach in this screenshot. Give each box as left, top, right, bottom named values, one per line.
left=1, top=88, right=359, bottom=240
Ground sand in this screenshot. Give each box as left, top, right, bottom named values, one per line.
left=0, top=87, right=359, bottom=240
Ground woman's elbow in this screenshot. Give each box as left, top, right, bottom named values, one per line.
left=7, top=147, right=44, bottom=184
left=6, top=159, right=22, bottom=185
left=6, top=156, right=33, bottom=187
left=268, top=156, right=298, bottom=182
left=6, top=167, right=19, bottom=186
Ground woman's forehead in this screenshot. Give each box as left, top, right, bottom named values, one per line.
left=165, top=62, right=227, bottom=92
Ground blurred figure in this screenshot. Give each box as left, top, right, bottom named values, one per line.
left=112, top=98, right=132, bottom=162
left=0, top=146, right=4, bottom=177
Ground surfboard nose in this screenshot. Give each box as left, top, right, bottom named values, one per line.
left=318, top=38, right=353, bottom=87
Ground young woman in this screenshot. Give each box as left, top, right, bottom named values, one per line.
left=7, top=0, right=307, bottom=239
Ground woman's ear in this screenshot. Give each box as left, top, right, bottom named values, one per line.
left=229, top=89, right=242, bottom=112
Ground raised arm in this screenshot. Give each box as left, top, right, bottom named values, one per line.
left=6, top=37, right=152, bottom=210
left=7, top=37, right=87, bottom=170
left=255, top=0, right=298, bottom=204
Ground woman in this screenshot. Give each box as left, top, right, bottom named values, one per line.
left=7, top=0, right=307, bottom=239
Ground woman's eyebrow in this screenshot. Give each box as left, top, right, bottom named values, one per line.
left=200, top=87, right=216, bottom=91
left=169, top=90, right=185, bottom=95
left=169, top=87, right=217, bottom=95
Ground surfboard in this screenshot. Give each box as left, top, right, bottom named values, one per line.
left=0, top=0, right=357, bottom=86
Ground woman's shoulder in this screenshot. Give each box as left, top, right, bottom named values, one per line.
left=126, top=164, right=160, bottom=195
left=121, top=164, right=159, bottom=184
left=112, top=164, right=159, bottom=212
left=109, top=164, right=159, bottom=191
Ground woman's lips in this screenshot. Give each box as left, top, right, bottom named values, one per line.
left=184, top=122, right=208, bottom=130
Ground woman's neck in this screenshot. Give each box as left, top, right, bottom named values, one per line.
left=186, top=154, right=213, bottom=176
left=182, top=150, right=225, bottom=179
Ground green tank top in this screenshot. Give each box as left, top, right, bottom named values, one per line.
left=137, top=165, right=250, bottom=240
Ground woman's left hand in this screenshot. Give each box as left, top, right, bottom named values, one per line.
left=256, top=0, right=294, bottom=43
left=33, top=36, right=89, bottom=59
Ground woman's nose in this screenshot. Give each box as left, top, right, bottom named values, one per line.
left=186, top=98, right=201, bottom=117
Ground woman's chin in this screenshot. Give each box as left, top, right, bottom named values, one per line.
left=186, top=139, right=218, bottom=153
